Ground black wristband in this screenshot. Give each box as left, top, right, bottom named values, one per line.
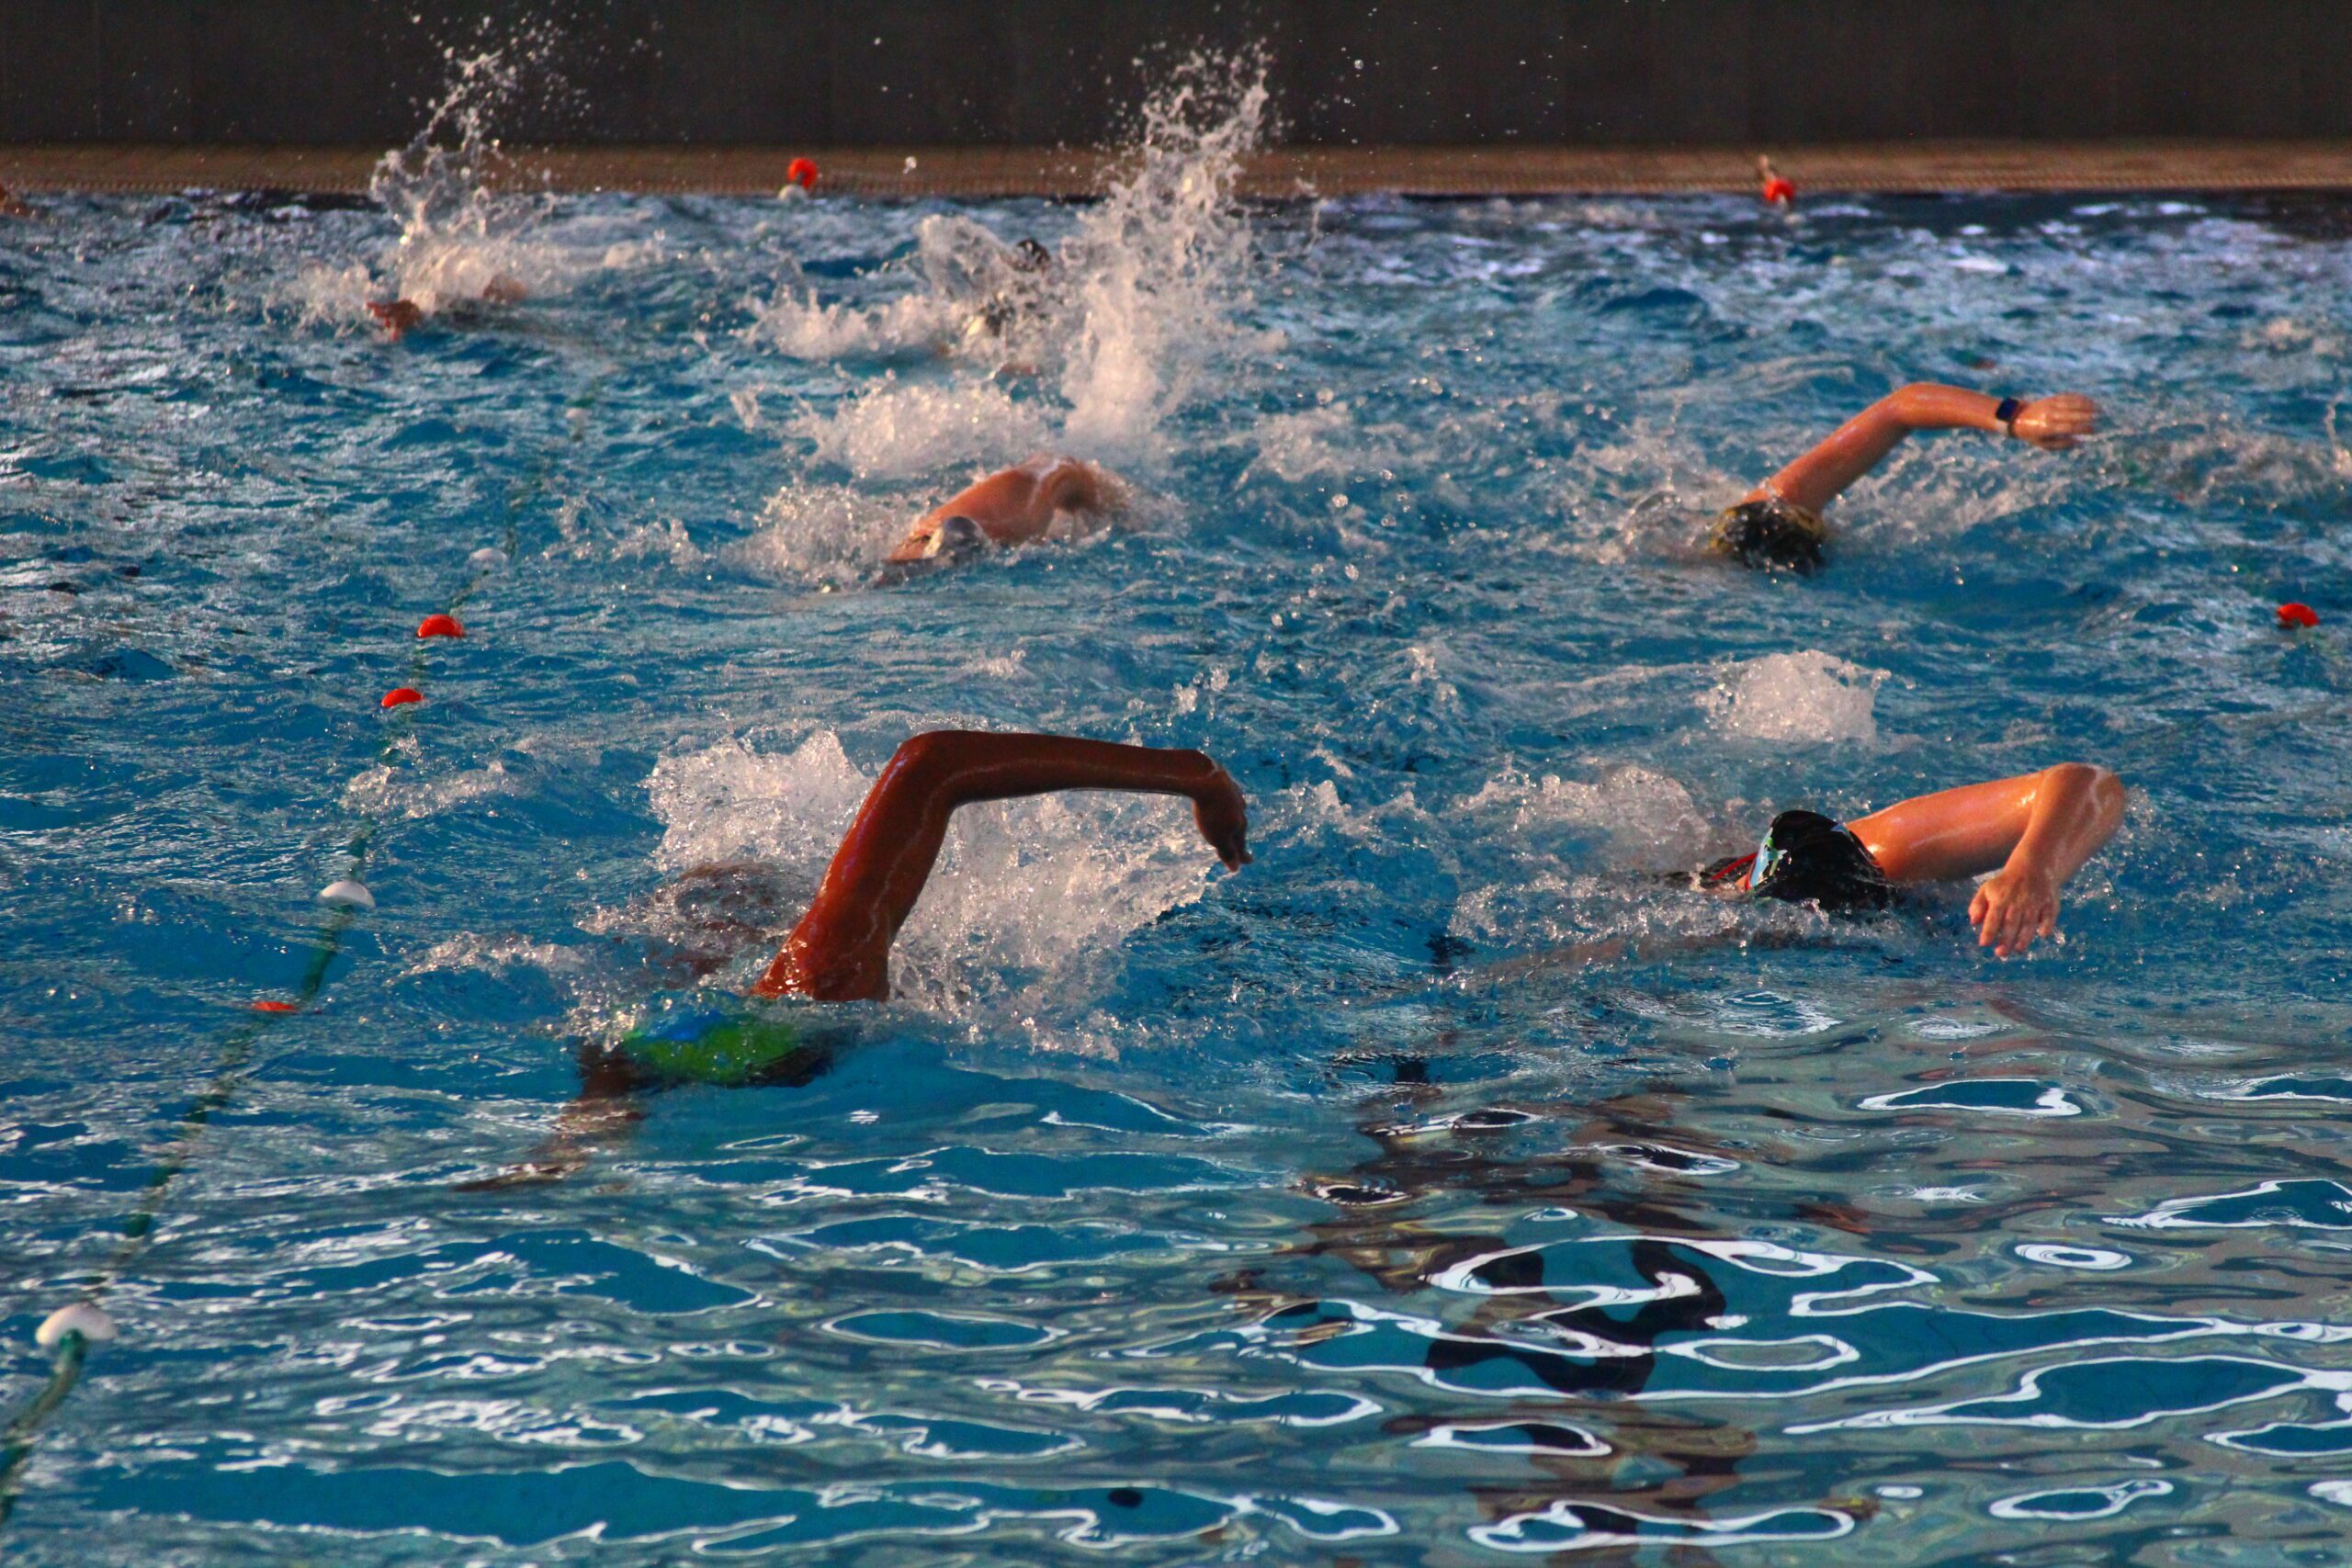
left=1994, top=396, right=2022, bottom=434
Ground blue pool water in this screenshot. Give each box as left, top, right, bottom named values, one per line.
left=6, top=108, right=2352, bottom=1563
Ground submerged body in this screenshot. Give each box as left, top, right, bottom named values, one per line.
left=884, top=456, right=1126, bottom=565
left=368, top=274, right=528, bottom=341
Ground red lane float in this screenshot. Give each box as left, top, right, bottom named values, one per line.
left=786, top=157, right=820, bottom=192
left=2278, top=602, right=2320, bottom=629
left=381, top=687, right=424, bottom=708
left=416, top=614, right=466, bottom=639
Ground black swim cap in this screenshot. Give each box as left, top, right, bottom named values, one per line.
left=928, top=514, right=988, bottom=558
left=1744, top=809, right=1891, bottom=912
left=1712, top=498, right=1828, bottom=573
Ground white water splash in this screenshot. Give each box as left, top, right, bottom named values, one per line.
left=641, top=731, right=1218, bottom=1010
left=1702, top=650, right=1885, bottom=743
left=746, top=286, right=961, bottom=361
left=789, top=380, right=1052, bottom=480
left=282, top=35, right=595, bottom=327
left=342, top=760, right=517, bottom=819
left=727, top=482, right=909, bottom=589
left=1054, top=57, right=1275, bottom=453
left=1461, top=763, right=1714, bottom=863
left=365, top=40, right=581, bottom=311
left=752, top=54, right=1273, bottom=482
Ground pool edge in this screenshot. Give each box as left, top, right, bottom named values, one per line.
left=8, top=141, right=2352, bottom=198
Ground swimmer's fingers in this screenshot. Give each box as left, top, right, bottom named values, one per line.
left=1975, top=874, right=2060, bottom=959
left=2014, top=394, right=2099, bottom=452
left=1971, top=876, right=2019, bottom=958
left=1998, top=891, right=2043, bottom=958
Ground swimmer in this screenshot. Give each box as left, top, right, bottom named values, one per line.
left=458, top=730, right=1248, bottom=1187
left=0, top=183, right=34, bottom=219
left=1711, top=383, right=2100, bottom=570
left=1694, top=761, right=2125, bottom=957
left=963, top=236, right=1056, bottom=344
left=882, top=455, right=1127, bottom=568
left=366, top=273, right=528, bottom=342
left=1487, top=762, right=2125, bottom=985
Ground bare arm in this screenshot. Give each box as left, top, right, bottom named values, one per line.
left=1849, top=763, right=2125, bottom=958
left=753, top=730, right=1249, bottom=1000
left=1746, top=383, right=2099, bottom=514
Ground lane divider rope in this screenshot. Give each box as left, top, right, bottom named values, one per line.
left=0, top=423, right=582, bottom=1528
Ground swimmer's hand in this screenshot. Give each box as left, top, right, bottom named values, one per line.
left=2009, top=393, right=2098, bottom=452
left=1192, top=767, right=1251, bottom=871
left=1969, top=863, right=2060, bottom=959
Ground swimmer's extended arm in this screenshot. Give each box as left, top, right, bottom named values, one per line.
left=754, top=730, right=1249, bottom=1001
left=1849, top=763, right=2125, bottom=959
left=1747, top=384, right=2099, bottom=514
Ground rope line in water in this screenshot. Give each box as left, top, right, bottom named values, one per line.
left=0, top=425, right=574, bottom=1530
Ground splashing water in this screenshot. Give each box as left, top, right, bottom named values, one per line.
left=789, top=378, right=1052, bottom=481
left=1702, top=650, right=1887, bottom=743
left=763, top=54, right=1274, bottom=511
left=278, top=33, right=587, bottom=325
left=1054, top=56, right=1276, bottom=452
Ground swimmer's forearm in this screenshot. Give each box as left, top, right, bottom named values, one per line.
left=2007, top=763, right=2125, bottom=886
left=883, top=730, right=1223, bottom=807
left=1885, top=383, right=2010, bottom=434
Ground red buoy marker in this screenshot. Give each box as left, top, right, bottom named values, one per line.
left=416, top=614, right=466, bottom=639
left=2278, top=602, right=2320, bottom=629
left=381, top=687, right=424, bottom=708
left=786, top=157, right=820, bottom=192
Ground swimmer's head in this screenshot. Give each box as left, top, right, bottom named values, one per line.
left=1711, top=498, right=1827, bottom=573
left=1012, top=238, right=1053, bottom=273
left=924, top=515, right=988, bottom=559
left=1699, top=810, right=1890, bottom=913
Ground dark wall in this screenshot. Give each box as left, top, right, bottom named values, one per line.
left=6, top=1, right=2350, bottom=144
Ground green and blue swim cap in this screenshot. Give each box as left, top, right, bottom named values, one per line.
left=616, top=1000, right=821, bottom=1088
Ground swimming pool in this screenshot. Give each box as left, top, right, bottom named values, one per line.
left=6, top=96, right=2352, bottom=1564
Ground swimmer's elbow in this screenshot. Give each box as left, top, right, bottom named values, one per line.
left=887, top=730, right=964, bottom=780
left=2048, top=762, right=2127, bottom=829
left=1885, top=383, right=1951, bottom=426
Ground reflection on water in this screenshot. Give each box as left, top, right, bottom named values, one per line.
left=5, top=71, right=2352, bottom=1565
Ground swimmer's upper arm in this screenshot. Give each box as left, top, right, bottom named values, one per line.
left=1851, top=765, right=2119, bottom=885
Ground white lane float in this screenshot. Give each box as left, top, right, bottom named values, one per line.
left=317, top=880, right=375, bottom=910
left=36, top=1302, right=118, bottom=1351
